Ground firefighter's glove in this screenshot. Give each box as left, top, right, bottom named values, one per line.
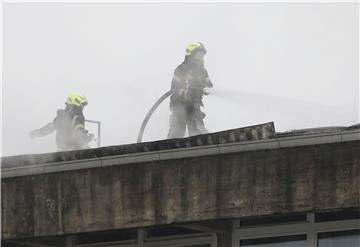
left=87, top=133, right=95, bottom=142
left=203, top=88, right=211, bottom=95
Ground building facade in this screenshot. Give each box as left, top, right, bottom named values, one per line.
left=2, top=123, right=360, bottom=247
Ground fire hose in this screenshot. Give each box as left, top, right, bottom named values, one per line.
left=137, top=90, right=172, bottom=143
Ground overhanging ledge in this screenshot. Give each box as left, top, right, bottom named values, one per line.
left=2, top=128, right=359, bottom=178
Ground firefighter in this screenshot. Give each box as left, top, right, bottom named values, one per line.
left=167, top=42, right=213, bottom=139
left=30, top=93, right=93, bottom=151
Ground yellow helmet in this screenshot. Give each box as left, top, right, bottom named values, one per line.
left=185, top=42, right=206, bottom=56
left=66, top=93, right=88, bottom=107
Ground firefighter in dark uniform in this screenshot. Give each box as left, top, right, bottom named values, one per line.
left=30, top=93, right=93, bottom=151
left=167, top=42, right=213, bottom=139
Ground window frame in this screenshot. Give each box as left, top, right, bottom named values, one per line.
left=75, top=229, right=217, bottom=247
left=232, top=213, right=360, bottom=247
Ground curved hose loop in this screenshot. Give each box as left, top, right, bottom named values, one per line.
left=137, top=90, right=172, bottom=143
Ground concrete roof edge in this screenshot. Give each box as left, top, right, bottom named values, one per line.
left=2, top=129, right=359, bottom=178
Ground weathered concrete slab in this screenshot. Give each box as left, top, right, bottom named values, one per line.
left=1, top=122, right=275, bottom=169
left=2, top=140, right=359, bottom=239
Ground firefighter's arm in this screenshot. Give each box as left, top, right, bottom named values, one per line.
left=204, top=69, right=213, bottom=88
left=73, top=115, right=93, bottom=143
left=30, top=121, right=55, bottom=138
left=74, top=128, right=93, bottom=144
left=201, top=69, right=213, bottom=95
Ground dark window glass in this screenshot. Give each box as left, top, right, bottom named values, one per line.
left=240, top=235, right=307, bottom=247
left=75, top=228, right=137, bottom=244
left=1, top=242, right=21, bottom=247
left=178, top=245, right=210, bottom=247
left=318, top=230, right=360, bottom=247
left=240, top=214, right=306, bottom=227
left=315, top=210, right=360, bottom=222
left=2, top=236, right=66, bottom=247
left=147, top=225, right=202, bottom=238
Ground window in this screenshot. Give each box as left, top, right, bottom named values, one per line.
left=315, top=210, right=360, bottom=222
left=240, top=235, right=307, bottom=247
left=232, top=211, right=360, bottom=247
left=177, top=245, right=210, bottom=247
left=75, top=228, right=137, bottom=245
left=147, top=225, right=203, bottom=238
left=318, top=230, right=360, bottom=247
left=240, top=214, right=307, bottom=227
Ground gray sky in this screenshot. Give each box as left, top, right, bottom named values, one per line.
left=2, top=2, right=359, bottom=156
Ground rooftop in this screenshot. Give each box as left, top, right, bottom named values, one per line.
left=1, top=122, right=359, bottom=178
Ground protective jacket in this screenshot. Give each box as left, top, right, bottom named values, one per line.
left=35, top=106, right=91, bottom=151
left=170, top=58, right=213, bottom=108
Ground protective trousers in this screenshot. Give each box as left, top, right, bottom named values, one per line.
left=167, top=104, right=207, bottom=139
